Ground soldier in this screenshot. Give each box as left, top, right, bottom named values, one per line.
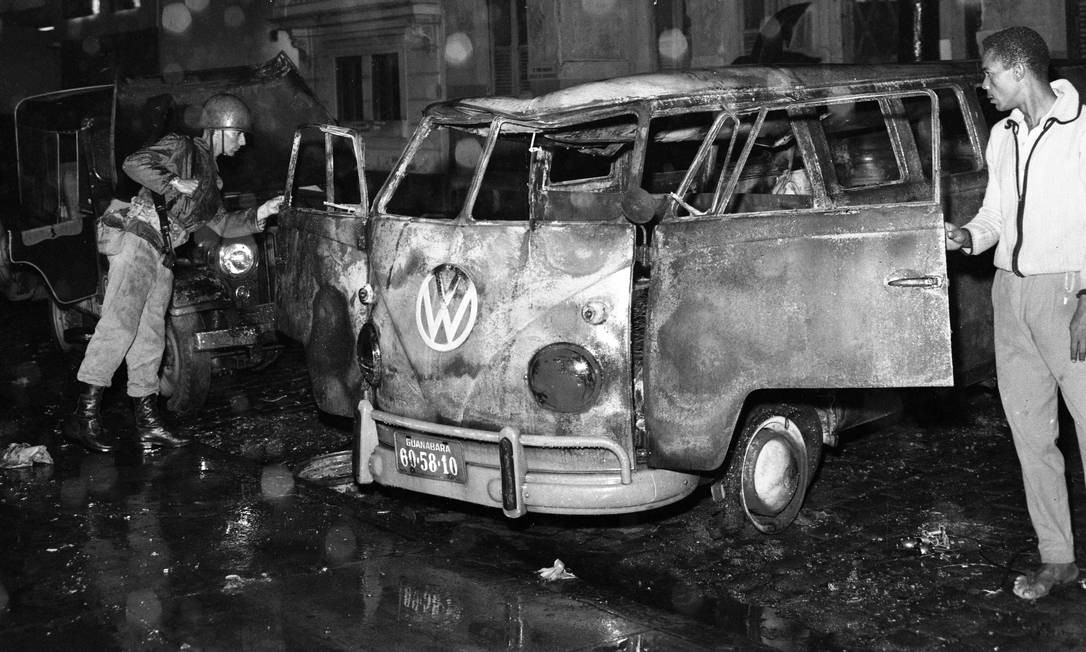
left=64, top=93, right=283, bottom=453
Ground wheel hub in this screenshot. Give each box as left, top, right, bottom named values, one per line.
left=740, top=416, right=808, bottom=529
left=749, top=436, right=800, bottom=514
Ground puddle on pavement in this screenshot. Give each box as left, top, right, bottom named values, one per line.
left=0, top=445, right=767, bottom=650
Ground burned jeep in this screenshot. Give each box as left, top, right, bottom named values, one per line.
left=278, top=62, right=1016, bottom=532
left=6, top=55, right=330, bottom=412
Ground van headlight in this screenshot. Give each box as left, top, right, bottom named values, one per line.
left=527, top=343, right=602, bottom=413
left=218, top=242, right=255, bottom=276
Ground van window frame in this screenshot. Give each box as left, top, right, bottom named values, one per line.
left=657, top=108, right=742, bottom=219
left=799, top=89, right=942, bottom=208
left=659, top=88, right=943, bottom=223
left=377, top=110, right=651, bottom=224
left=937, top=84, right=987, bottom=174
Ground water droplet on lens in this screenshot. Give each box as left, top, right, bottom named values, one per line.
left=261, top=464, right=294, bottom=498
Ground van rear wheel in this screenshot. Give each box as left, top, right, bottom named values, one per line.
left=715, top=404, right=822, bottom=534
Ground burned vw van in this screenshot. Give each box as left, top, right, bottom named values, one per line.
left=278, top=63, right=997, bottom=532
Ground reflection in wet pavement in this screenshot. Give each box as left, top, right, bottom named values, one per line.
left=0, top=444, right=761, bottom=650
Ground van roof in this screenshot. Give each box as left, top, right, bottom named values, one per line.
left=429, top=63, right=984, bottom=123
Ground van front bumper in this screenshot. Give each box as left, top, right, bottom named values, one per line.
left=354, top=399, right=698, bottom=518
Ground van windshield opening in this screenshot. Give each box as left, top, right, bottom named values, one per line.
left=383, top=115, right=638, bottom=222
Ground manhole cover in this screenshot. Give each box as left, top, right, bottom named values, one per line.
left=295, top=450, right=355, bottom=492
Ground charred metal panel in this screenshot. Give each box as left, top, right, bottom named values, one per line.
left=275, top=210, right=368, bottom=416
left=942, top=171, right=995, bottom=386
left=275, top=211, right=369, bottom=342
left=368, top=216, right=634, bottom=449
left=305, top=285, right=362, bottom=417
left=645, top=204, right=952, bottom=471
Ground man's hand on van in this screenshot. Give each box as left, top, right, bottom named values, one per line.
left=944, top=222, right=972, bottom=252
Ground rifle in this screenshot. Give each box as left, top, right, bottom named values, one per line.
left=150, top=191, right=176, bottom=269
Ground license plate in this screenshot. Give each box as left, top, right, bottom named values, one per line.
left=394, top=432, right=467, bottom=483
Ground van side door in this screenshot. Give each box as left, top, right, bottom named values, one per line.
left=929, top=85, right=994, bottom=386
left=276, top=124, right=369, bottom=417
left=644, top=91, right=953, bottom=470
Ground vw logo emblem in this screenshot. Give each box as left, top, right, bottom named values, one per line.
left=416, top=264, right=479, bottom=352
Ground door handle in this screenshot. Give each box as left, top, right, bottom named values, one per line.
left=886, top=275, right=942, bottom=288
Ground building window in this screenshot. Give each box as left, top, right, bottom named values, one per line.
left=654, top=0, right=689, bottom=69
left=371, top=53, right=402, bottom=121
left=64, top=0, right=98, bottom=18
left=742, top=0, right=766, bottom=53
left=490, top=0, right=528, bottom=96
left=336, top=56, right=364, bottom=123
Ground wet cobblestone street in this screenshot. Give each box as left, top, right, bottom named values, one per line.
left=4, top=296, right=1086, bottom=650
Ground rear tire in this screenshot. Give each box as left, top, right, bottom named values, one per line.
left=159, top=312, right=211, bottom=414
left=716, top=404, right=823, bottom=534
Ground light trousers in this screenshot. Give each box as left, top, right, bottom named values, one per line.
left=993, top=269, right=1086, bottom=563
left=77, top=230, right=173, bottom=397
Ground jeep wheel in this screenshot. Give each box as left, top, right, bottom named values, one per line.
left=160, top=312, right=211, bottom=414
left=715, top=404, right=823, bottom=534
left=49, top=300, right=92, bottom=353
left=249, top=347, right=281, bottom=371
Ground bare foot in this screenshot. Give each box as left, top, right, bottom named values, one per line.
left=1013, top=562, right=1080, bottom=600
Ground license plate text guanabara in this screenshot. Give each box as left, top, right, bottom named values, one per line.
left=394, top=433, right=467, bottom=483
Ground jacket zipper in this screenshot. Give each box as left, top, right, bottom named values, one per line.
left=1008, top=117, right=1057, bottom=277
left=1006, top=100, right=1084, bottom=277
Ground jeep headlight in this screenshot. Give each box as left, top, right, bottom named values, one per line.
left=218, top=242, right=255, bottom=276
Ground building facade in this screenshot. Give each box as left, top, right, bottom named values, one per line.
left=0, top=1, right=1081, bottom=169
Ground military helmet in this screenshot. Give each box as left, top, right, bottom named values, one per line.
left=199, top=93, right=252, bottom=131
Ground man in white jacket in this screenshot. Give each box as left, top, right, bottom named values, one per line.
left=946, top=26, right=1086, bottom=600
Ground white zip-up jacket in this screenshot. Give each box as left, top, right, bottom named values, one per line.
left=964, top=79, right=1086, bottom=280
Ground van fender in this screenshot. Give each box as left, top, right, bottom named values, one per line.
left=306, top=285, right=362, bottom=417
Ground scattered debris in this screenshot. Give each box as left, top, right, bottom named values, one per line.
left=536, top=559, right=576, bottom=582
left=899, top=525, right=952, bottom=556
left=919, top=526, right=951, bottom=552
left=0, top=443, right=53, bottom=469
left=222, top=573, right=272, bottom=594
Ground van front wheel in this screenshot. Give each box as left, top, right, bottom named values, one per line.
left=714, top=404, right=822, bottom=534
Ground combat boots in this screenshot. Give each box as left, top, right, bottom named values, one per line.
left=132, top=395, right=191, bottom=449
left=63, top=383, right=115, bottom=453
